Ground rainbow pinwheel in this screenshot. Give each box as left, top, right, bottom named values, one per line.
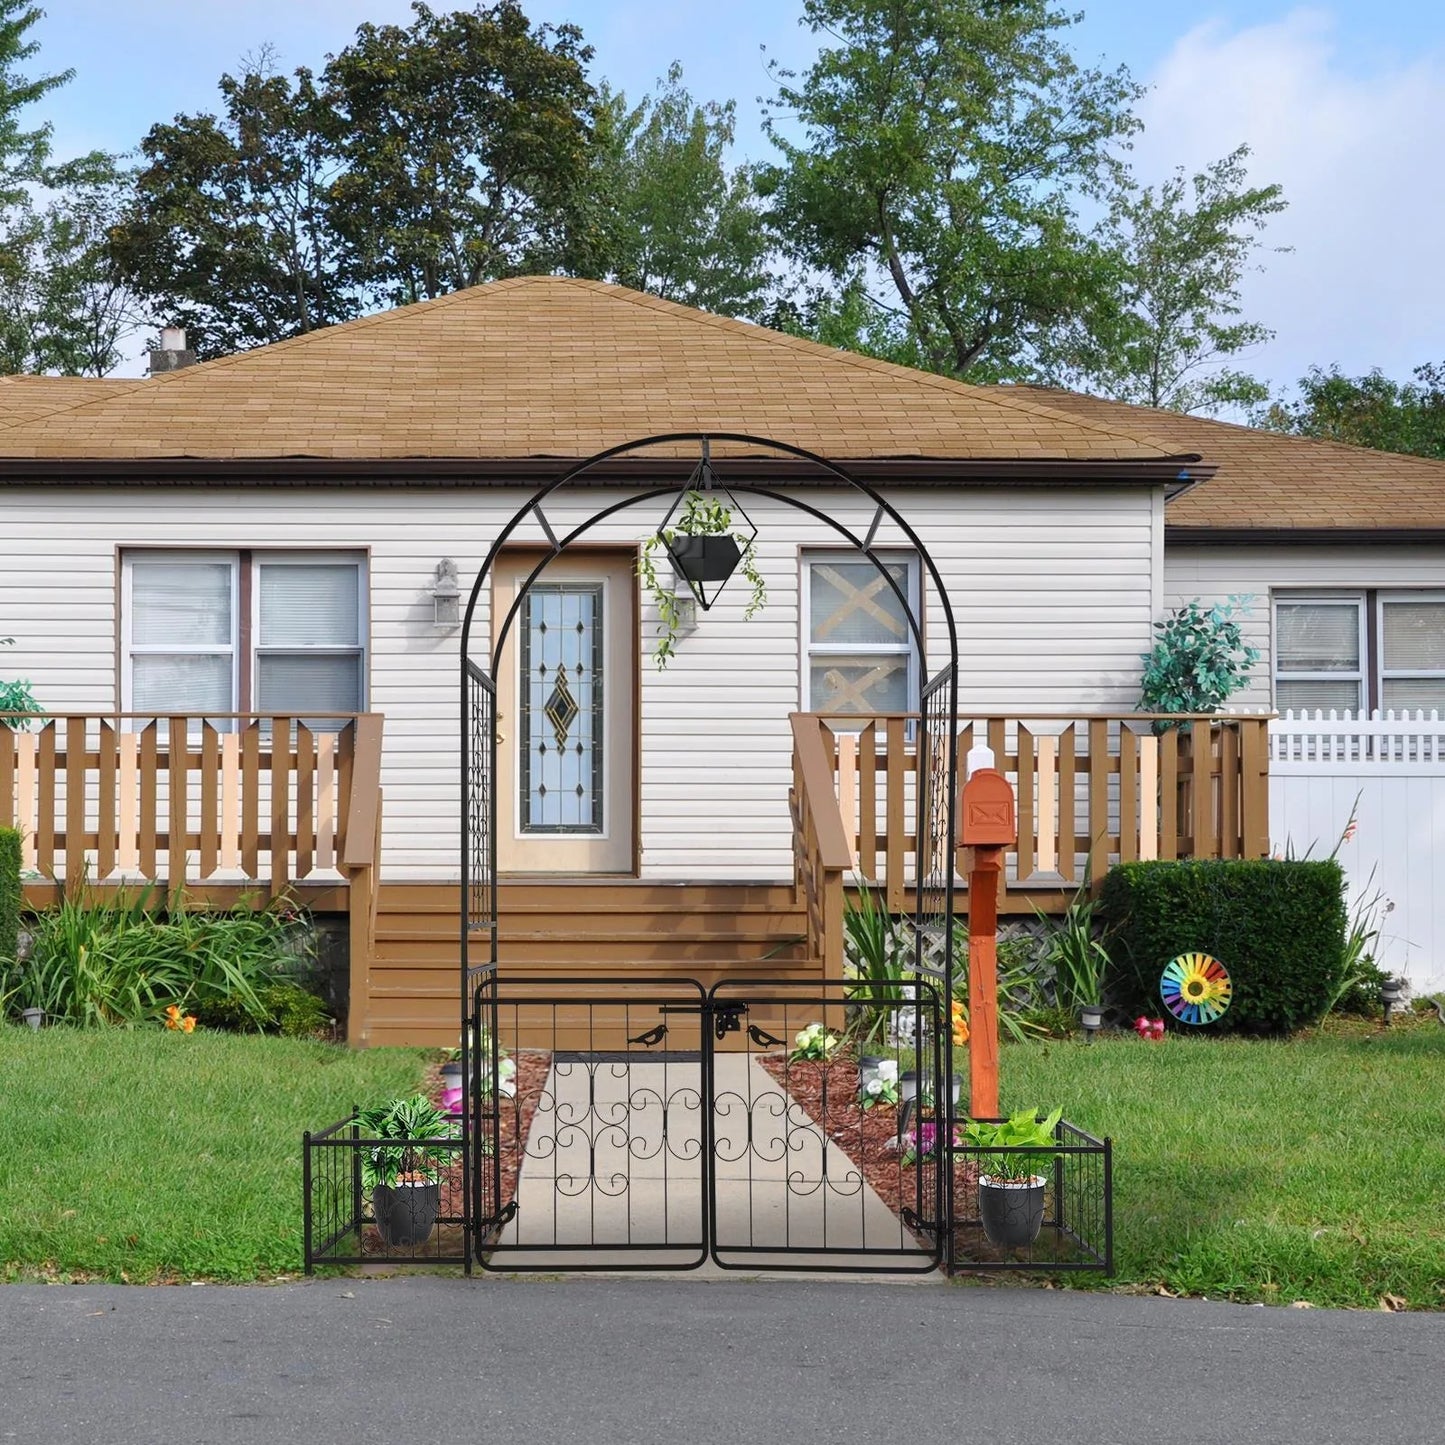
left=1160, top=952, right=1232, bottom=1025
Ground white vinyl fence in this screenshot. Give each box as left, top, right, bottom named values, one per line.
left=1269, top=711, right=1445, bottom=992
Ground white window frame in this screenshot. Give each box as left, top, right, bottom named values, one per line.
left=122, top=549, right=367, bottom=722
left=121, top=550, right=241, bottom=718
left=1377, top=590, right=1445, bottom=713
left=251, top=552, right=368, bottom=717
left=1272, top=592, right=1366, bottom=715
left=801, top=550, right=921, bottom=716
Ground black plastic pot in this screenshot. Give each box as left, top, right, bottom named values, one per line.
left=667, top=534, right=742, bottom=586
left=371, top=1181, right=441, bottom=1247
left=978, top=1175, right=1046, bottom=1248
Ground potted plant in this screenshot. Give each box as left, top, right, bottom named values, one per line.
left=638, top=487, right=765, bottom=667
left=961, top=1106, right=1062, bottom=1248
left=356, top=1094, right=456, bottom=1248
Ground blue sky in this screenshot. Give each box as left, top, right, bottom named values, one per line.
left=27, top=2, right=1445, bottom=391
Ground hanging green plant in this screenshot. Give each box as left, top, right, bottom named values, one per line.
left=637, top=490, right=766, bottom=668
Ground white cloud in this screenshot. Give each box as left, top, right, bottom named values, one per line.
left=1131, top=7, right=1445, bottom=393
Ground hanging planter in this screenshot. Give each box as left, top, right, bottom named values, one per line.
left=637, top=441, right=766, bottom=668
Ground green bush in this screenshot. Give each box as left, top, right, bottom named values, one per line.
left=1100, top=859, right=1347, bottom=1033
left=0, top=828, right=18, bottom=969
left=193, top=980, right=332, bottom=1038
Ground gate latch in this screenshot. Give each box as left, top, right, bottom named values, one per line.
left=711, top=1002, right=748, bottom=1040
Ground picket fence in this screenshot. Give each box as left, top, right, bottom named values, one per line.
left=1268, top=710, right=1445, bottom=991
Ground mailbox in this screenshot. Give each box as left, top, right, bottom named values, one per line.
left=958, top=767, right=1016, bottom=848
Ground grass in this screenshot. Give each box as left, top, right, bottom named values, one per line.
left=0, top=1024, right=427, bottom=1283
left=986, top=1016, right=1445, bottom=1309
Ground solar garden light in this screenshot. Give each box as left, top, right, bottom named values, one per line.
left=21, top=1007, right=44, bottom=1029
left=1079, top=1004, right=1104, bottom=1042
left=1380, top=976, right=1405, bottom=1025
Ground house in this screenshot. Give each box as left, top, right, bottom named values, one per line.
left=0, top=278, right=1308, bottom=1044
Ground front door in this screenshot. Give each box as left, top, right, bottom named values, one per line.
left=493, top=550, right=636, bottom=873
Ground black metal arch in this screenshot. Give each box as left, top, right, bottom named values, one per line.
left=458, top=432, right=963, bottom=1262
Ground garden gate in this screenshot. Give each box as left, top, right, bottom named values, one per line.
left=458, top=434, right=962, bottom=1273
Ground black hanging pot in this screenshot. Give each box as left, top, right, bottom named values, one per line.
left=667, top=533, right=743, bottom=587
left=371, top=1181, right=441, bottom=1247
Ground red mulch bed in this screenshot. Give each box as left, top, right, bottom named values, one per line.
left=757, top=1053, right=980, bottom=1245
left=357, top=1050, right=551, bottom=1261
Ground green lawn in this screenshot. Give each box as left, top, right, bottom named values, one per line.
left=991, top=1019, right=1445, bottom=1309
left=0, top=1026, right=427, bottom=1283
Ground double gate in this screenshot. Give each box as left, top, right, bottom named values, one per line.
left=465, top=970, right=947, bottom=1273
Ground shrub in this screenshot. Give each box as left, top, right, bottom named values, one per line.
left=193, top=980, right=332, bottom=1038
left=1100, top=859, right=1347, bottom=1033
left=0, top=827, right=18, bottom=968
left=1139, top=597, right=1259, bottom=717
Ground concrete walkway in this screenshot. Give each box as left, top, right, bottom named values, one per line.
left=494, top=1053, right=924, bottom=1272
left=3, top=1279, right=1439, bottom=1445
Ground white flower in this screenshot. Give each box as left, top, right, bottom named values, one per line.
left=865, top=1078, right=885, bottom=1097
left=877, top=1060, right=899, bottom=1083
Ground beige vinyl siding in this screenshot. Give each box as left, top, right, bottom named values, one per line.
left=1164, top=544, right=1445, bottom=711
left=0, top=482, right=1159, bottom=881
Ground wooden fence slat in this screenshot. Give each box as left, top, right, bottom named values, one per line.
left=1057, top=725, right=1076, bottom=882
left=220, top=732, right=241, bottom=869
left=334, top=723, right=354, bottom=864
left=96, top=721, right=116, bottom=879
left=1192, top=721, right=1216, bottom=859
left=137, top=724, right=158, bottom=878
left=167, top=716, right=189, bottom=893
left=1138, top=732, right=1159, bottom=861
left=14, top=731, right=36, bottom=871
left=1016, top=725, right=1036, bottom=880
left=856, top=721, right=877, bottom=882
left=199, top=724, right=220, bottom=879
left=117, top=732, right=139, bottom=870
left=316, top=732, right=335, bottom=870
left=295, top=724, right=315, bottom=879
left=1088, top=718, right=1109, bottom=881
left=64, top=717, right=86, bottom=885
left=885, top=716, right=906, bottom=910
left=270, top=718, right=292, bottom=897
left=1036, top=733, right=1056, bottom=874
left=1119, top=724, right=1139, bottom=864
left=240, top=722, right=261, bottom=878
left=0, top=727, right=13, bottom=832
left=1159, top=727, right=1178, bottom=861
left=1220, top=722, right=1240, bottom=859
left=34, top=722, right=56, bottom=876
left=836, top=730, right=858, bottom=873
left=1241, top=718, right=1270, bottom=858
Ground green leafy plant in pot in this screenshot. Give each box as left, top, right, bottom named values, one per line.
left=357, top=1095, right=456, bottom=1247
left=962, top=1106, right=1062, bottom=1248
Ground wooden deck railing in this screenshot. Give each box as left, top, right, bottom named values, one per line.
left=0, top=713, right=384, bottom=900
left=795, top=712, right=1272, bottom=917
left=789, top=714, right=853, bottom=977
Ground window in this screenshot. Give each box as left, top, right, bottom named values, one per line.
left=123, top=551, right=366, bottom=721
left=1273, top=591, right=1445, bottom=715
left=803, top=552, right=919, bottom=715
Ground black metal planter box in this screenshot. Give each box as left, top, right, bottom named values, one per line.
left=947, top=1119, right=1113, bottom=1274
left=303, top=1115, right=470, bottom=1272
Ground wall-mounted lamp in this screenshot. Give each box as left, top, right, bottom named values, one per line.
left=430, top=558, right=461, bottom=630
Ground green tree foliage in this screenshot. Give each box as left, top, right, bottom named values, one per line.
left=324, top=1, right=596, bottom=306
left=1041, top=146, right=1288, bottom=414
left=1258, top=363, right=1445, bottom=461
left=589, top=63, right=772, bottom=318
left=1139, top=598, right=1260, bottom=718
left=0, top=0, right=69, bottom=203
left=108, top=55, right=356, bottom=358
left=758, top=0, right=1142, bottom=379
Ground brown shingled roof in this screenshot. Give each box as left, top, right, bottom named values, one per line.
left=0, top=277, right=1186, bottom=466
left=0, top=375, right=139, bottom=428
left=984, top=385, right=1445, bottom=533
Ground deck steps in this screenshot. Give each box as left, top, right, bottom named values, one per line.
left=361, top=879, right=820, bottom=1048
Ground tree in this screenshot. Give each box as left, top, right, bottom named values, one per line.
left=324, top=1, right=596, bottom=306
left=1258, top=363, right=1445, bottom=461
left=0, top=0, right=71, bottom=203
left=588, top=64, right=773, bottom=319
left=758, top=0, right=1142, bottom=380
left=108, top=54, right=356, bottom=357
left=1039, top=146, right=1287, bottom=414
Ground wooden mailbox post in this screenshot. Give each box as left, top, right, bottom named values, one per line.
left=956, top=747, right=1016, bottom=1121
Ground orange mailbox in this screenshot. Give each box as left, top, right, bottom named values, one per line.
left=959, top=768, right=1016, bottom=848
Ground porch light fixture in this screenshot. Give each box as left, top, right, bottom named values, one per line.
left=429, top=558, right=461, bottom=630
left=655, top=439, right=758, bottom=612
